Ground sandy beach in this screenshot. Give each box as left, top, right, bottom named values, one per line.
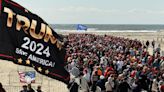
left=0, top=31, right=164, bottom=92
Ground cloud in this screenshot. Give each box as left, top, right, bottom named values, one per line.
left=54, top=6, right=118, bottom=13
left=128, top=9, right=164, bottom=15
left=28, top=6, right=164, bottom=24
left=54, top=6, right=164, bottom=16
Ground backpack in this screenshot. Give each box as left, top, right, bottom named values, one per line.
left=68, top=81, right=79, bottom=92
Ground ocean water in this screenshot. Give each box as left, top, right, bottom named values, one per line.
left=50, top=24, right=164, bottom=32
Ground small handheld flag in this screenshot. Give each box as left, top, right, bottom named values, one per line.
left=18, top=71, right=36, bottom=84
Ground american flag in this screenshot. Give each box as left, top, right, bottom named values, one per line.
left=18, top=71, right=36, bottom=83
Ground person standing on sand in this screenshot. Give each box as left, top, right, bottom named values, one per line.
left=37, top=85, right=43, bottom=92
left=77, top=72, right=89, bottom=92
left=146, top=40, right=150, bottom=47
left=27, top=84, right=35, bottom=92
left=105, top=75, right=115, bottom=92
left=0, top=83, right=6, bottom=92
left=96, top=75, right=106, bottom=92
left=146, top=40, right=150, bottom=51
left=91, top=70, right=99, bottom=92
left=67, top=78, right=79, bottom=92
left=20, top=85, right=28, bottom=92
left=117, top=78, right=131, bottom=92
left=152, top=40, right=155, bottom=49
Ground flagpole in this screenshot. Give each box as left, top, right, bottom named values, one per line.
left=8, top=71, right=11, bottom=85
left=48, top=78, right=50, bottom=92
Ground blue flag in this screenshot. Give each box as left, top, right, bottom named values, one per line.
left=77, top=24, right=87, bottom=31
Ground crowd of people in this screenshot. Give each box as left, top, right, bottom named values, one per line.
left=65, top=34, right=164, bottom=92
left=1, top=34, right=163, bottom=92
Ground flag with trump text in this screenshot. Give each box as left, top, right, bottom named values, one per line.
left=0, top=0, right=70, bottom=84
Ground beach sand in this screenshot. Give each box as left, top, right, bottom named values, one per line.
left=0, top=60, right=68, bottom=92
left=0, top=31, right=164, bottom=92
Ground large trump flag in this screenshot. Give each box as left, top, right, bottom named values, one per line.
left=0, top=0, right=70, bottom=84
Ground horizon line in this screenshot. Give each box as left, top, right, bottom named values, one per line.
left=50, top=23, right=164, bottom=25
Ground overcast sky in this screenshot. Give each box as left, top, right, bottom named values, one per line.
left=14, top=0, right=164, bottom=24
